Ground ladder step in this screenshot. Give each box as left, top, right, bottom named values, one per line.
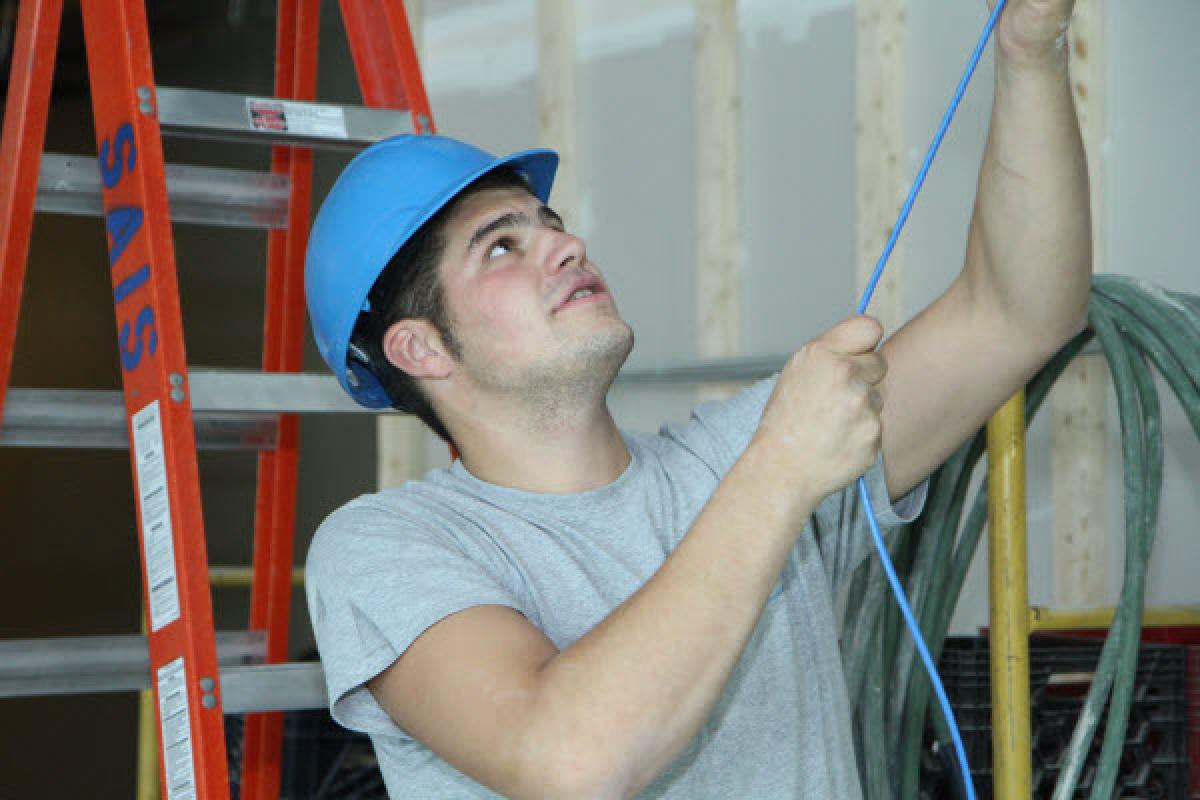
left=220, top=662, right=327, bottom=713
left=188, top=369, right=373, bottom=413
left=1, top=389, right=278, bottom=450
left=36, top=153, right=290, bottom=229
left=0, top=631, right=265, bottom=698
left=156, top=87, right=418, bottom=149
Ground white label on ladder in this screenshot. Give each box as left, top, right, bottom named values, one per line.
left=132, top=400, right=182, bottom=632
left=157, top=657, right=198, bottom=800
left=246, top=96, right=348, bottom=138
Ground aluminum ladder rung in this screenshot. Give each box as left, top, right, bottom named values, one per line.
left=0, top=631, right=265, bottom=698
left=220, top=662, right=327, bottom=713
left=188, top=369, right=374, bottom=412
left=36, top=153, right=290, bottom=229
left=0, top=388, right=278, bottom=450
left=156, top=87, right=418, bottom=149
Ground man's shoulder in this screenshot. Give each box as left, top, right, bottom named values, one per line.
left=307, top=468, right=479, bottom=570
left=318, top=469, right=449, bottom=523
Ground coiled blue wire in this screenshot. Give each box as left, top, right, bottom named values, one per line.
left=855, top=3, right=1007, bottom=798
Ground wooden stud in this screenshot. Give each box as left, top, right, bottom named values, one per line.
left=377, top=413, right=428, bottom=489
left=855, top=0, right=905, bottom=333
left=1052, top=0, right=1107, bottom=608
left=404, top=0, right=422, bottom=59
left=376, top=0, right=428, bottom=489
left=695, top=0, right=740, bottom=399
left=537, top=0, right=579, bottom=225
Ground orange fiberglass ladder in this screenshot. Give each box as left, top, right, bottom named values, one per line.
left=0, top=1, right=433, bottom=797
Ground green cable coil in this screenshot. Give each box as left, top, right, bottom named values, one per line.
left=841, top=274, right=1200, bottom=800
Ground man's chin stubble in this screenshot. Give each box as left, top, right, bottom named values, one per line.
left=472, top=324, right=634, bottom=420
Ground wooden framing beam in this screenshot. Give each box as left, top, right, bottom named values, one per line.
left=376, top=0, right=428, bottom=489
left=405, top=0, right=422, bottom=58
left=854, top=0, right=905, bottom=332
left=1052, top=0, right=1107, bottom=608
left=537, top=0, right=579, bottom=225
left=695, top=0, right=740, bottom=398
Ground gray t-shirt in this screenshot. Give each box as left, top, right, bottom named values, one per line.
left=305, top=376, right=926, bottom=798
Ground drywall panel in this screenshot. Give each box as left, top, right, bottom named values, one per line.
left=741, top=6, right=859, bottom=352
left=416, top=1, right=1199, bottom=631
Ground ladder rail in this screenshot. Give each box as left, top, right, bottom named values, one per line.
left=81, top=1, right=231, bottom=798
left=241, top=0, right=321, bottom=797
left=0, top=0, right=62, bottom=428
left=341, top=0, right=436, bottom=131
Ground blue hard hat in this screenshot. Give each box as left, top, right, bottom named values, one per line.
left=305, top=134, right=559, bottom=407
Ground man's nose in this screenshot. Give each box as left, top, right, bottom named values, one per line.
left=542, top=228, right=586, bottom=275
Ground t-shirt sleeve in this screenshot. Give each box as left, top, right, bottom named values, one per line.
left=305, top=494, right=531, bottom=738
left=660, top=375, right=779, bottom=479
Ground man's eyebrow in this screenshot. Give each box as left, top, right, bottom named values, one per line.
left=539, top=205, right=564, bottom=229
left=467, top=211, right=528, bottom=253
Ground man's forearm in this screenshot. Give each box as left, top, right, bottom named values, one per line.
left=965, top=41, right=1092, bottom=341
left=516, top=440, right=816, bottom=798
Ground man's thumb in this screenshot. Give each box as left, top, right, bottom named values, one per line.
left=822, top=315, right=884, bottom=355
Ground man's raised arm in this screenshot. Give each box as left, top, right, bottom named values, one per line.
left=877, top=0, right=1092, bottom=498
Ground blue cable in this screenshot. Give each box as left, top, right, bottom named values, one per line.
left=854, top=2, right=1006, bottom=798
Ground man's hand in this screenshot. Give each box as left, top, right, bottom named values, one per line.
left=990, top=0, right=1077, bottom=68
left=755, top=315, right=887, bottom=508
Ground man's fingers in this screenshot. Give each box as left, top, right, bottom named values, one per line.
left=853, top=352, right=888, bottom=386
left=823, top=315, right=884, bottom=356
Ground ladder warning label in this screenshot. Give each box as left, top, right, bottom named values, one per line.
left=157, top=657, right=198, bottom=800
left=132, top=401, right=181, bottom=632
left=246, top=97, right=348, bottom=139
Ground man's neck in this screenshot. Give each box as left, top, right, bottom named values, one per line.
left=449, top=397, right=630, bottom=494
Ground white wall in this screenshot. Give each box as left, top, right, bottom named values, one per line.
left=413, top=0, right=1200, bottom=633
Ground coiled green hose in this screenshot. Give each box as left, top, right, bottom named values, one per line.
left=842, top=275, right=1200, bottom=799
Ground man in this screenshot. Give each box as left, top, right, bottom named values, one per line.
left=303, top=0, right=1089, bottom=796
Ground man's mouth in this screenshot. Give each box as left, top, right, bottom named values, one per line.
left=553, top=277, right=608, bottom=313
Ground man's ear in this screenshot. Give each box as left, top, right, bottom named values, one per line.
left=382, top=319, right=454, bottom=380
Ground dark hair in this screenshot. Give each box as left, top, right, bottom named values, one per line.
left=348, top=167, right=533, bottom=446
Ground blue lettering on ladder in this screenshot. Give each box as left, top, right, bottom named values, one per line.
left=105, top=206, right=143, bottom=265
left=99, top=122, right=136, bottom=189
left=100, top=122, right=157, bottom=371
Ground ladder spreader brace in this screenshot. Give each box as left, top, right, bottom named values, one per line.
left=0, top=1, right=434, bottom=798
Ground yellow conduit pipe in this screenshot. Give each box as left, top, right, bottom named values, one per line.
left=137, top=611, right=160, bottom=800
left=207, top=566, right=305, bottom=588
left=987, top=391, right=1031, bottom=799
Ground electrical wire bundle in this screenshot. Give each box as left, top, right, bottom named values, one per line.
left=842, top=275, right=1200, bottom=799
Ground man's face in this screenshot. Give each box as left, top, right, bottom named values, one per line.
left=434, top=185, right=634, bottom=403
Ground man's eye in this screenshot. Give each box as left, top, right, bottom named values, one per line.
left=487, top=240, right=512, bottom=260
